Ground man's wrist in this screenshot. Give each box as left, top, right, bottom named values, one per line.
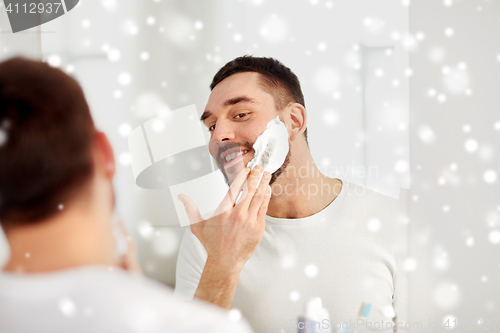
left=205, top=255, right=244, bottom=278
left=195, top=256, right=244, bottom=309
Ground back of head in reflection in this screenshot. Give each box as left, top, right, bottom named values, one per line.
left=0, top=57, right=119, bottom=272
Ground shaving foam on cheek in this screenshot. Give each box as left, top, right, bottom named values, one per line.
left=247, top=116, right=290, bottom=174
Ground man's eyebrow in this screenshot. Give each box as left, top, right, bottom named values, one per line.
left=223, top=95, right=256, bottom=108
left=200, top=111, right=212, bottom=122
left=200, top=96, right=257, bottom=122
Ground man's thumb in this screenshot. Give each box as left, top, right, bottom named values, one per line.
left=178, top=194, right=204, bottom=225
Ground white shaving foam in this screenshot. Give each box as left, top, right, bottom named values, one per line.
left=247, top=116, right=289, bottom=174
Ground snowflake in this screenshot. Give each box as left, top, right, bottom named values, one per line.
left=403, top=257, right=417, bottom=271
left=81, top=19, right=91, bottom=29
left=140, top=52, right=149, bottom=61
left=118, top=72, right=132, bottom=86
left=464, top=139, right=478, bottom=153
left=119, top=152, right=131, bottom=165
left=289, top=291, right=300, bottom=302
left=304, top=264, right=318, bottom=277
left=489, top=230, right=500, bottom=244
left=367, top=218, right=381, bottom=232
left=0, top=128, right=7, bottom=147
left=107, top=48, right=121, bottom=62
left=260, top=15, right=288, bottom=43
left=483, top=170, right=497, bottom=184
left=47, top=54, right=61, bottom=67
left=228, top=309, right=242, bottom=321
left=146, top=16, right=156, bottom=25
left=194, top=21, right=203, bottom=30
left=58, top=298, right=77, bottom=317
left=417, top=125, right=436, bottom=145
left=119, top=123, right=132, bottom=137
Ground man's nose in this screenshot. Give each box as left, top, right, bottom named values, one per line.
left=210, top=120, right=236, bottom=142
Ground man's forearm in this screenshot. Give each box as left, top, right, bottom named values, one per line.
left=194, top=257, right=243, bottom=309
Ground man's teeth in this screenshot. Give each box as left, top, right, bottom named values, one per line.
left=225, top=150, right=248, bottom=162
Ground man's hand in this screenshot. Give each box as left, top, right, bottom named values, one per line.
left=178, top=165, right=272, bottom=309
left=114, top=217, right=143, bottom=277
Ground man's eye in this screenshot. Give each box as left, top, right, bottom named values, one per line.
left=208, top=124, right=216, bottom=132
left=235, top=113, right=247, bottom=119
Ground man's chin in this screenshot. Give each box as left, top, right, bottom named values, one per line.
left=223, top=161, right=245, bottom=185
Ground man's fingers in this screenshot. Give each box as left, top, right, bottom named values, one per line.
left=235, top=167, right=253, bottom=206
left=178, top=194, right=204, bottom=225
left=257, top=185, right=272, bottom=221
left=248, top=171, right=271, bottom=217
left=121, top=235, right=143, bottom=276
left=238, top=165, right=264, bottom=210
left=214, top=167, right=250, bottom=216
left=235, top=181, right=248, bottom=205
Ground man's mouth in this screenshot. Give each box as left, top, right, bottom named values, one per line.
left=220, top=147, right=250, bottom=168
left=223, top=150, right=249, bottom=163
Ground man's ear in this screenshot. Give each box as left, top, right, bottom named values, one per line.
left=288, top=103, right=307, bottom=141
left=94, top=131, right=115, bottom=179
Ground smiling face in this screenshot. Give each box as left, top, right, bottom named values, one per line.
left=202, top=72, right=286, bottom=184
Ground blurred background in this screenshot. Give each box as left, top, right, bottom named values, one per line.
left=0, top=0, right=499, bottom=330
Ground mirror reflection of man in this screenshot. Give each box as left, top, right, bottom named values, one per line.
left=0, top=57, right=254, bottom=333
left=175, top=56, right=407, bottom=333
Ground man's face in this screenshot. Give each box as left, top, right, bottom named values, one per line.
left=202, top=72, right=282, bottom=184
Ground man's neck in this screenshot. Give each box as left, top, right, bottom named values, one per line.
left=2, top=203, right=117, bottom=274
left=267, top=149, right=342, bottom=219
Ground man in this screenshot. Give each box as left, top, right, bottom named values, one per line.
left=0, top=57, right=263, bottom=333
left=175, top=56, right=408, bottom=333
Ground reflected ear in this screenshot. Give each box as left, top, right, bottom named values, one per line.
left=94, top=131, right=115, bottom=179
left=288, top=103, right=307, bottom=141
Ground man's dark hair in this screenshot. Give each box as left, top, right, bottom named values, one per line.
left=0, top=57, right=95, bottom=226
left=210, top=55, right=308, bottom=142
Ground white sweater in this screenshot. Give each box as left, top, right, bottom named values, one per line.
left=174, top=180, right=409, bottom=333
left=0, top=266, right=253, bottom=333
